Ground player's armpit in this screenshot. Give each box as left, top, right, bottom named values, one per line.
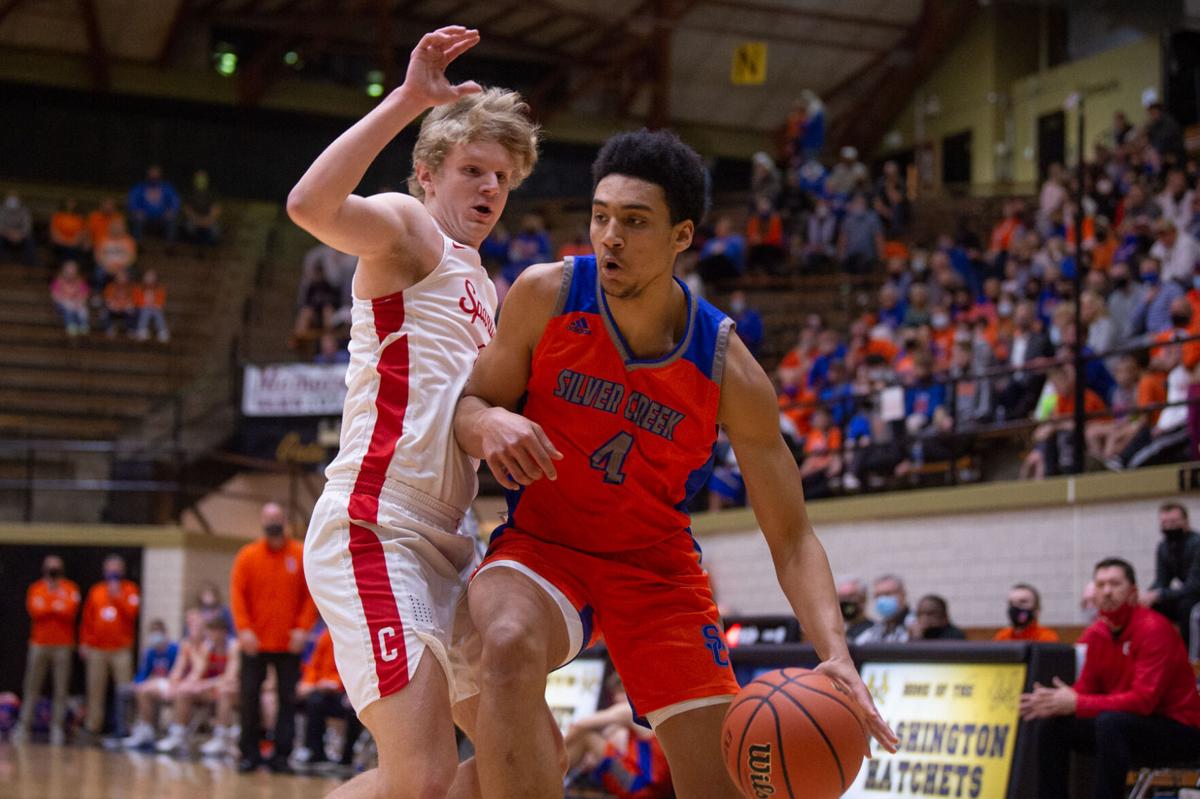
left=290, top=191, right=442, bottom=270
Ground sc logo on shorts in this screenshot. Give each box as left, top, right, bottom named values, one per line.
left=702, top=624, right=729, bottom=667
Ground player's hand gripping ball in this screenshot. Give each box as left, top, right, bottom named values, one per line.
left=722, top=668, right=870, bottom=799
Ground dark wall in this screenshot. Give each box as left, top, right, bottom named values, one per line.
left=0, top=82, right=748, bottom=206
left=0, top=544, right=142, bottom=696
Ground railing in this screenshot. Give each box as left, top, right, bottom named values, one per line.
left=768, top=330, right=1200, bottom=496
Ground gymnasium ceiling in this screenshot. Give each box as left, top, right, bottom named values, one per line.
left=0, top=0, right=981, bottom=151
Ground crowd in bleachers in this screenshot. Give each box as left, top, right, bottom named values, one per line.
left=706, top=96, right=1199, bottom=505
left=3, top=165, right=223, bottom=343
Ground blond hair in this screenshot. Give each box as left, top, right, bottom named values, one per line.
left=407, top=87, right=539, bottom=199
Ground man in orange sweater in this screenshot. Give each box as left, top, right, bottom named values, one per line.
left=230, top=502, right=317, bottom=773
left=295, top=625, right=363, bottom=773
left=15, top=555, right=81, bottom=745
left=993, top=583, right=1060, bottom=642
left=79, top=554, right=140, bottom=737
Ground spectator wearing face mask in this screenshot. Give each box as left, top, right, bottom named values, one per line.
left=79, top=554, right=140, bottom=739
left=14, top=555, right=81, bottom=744
left=913, top=595, right=966, bottom=640
left=1106, top=261, right=1145, bottom=346
left=230, top=502, right=317, bottom=773
left=195, top=580, right=235, bottom=635
left=1140, top=502, right=1200, bottom=652
left=994, top=583, right=1059, bottom=642
left=855, top=574, right=912, bottom=644
left=122, top=612, right=197, bottom=749
left=837, top=578, right=873, bottom=641
left=1131, top=255, right=1186, bottom=337
left=726, top=290, right=763, bottom=357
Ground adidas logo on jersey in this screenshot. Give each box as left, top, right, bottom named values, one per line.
left=567, top=318, right=591, bottom=335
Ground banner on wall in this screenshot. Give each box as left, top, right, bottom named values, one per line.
left=545, top=656, right=607, bottom=734
left=846, top=662, right=1027, bottom=799
left=242, top=363, right=348, bottom=417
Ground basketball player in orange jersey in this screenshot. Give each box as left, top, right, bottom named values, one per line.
left=287, top=26, right=540, bottom=799
left=454, top=129, right=899, bottom=798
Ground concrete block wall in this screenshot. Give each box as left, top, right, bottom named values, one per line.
left=141, top=546, right=187, bottom=641
left=698, top=496, right=1174, bottom=629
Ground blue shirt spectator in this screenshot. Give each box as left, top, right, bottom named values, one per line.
left=503, top=214, right=552, bottom=285
left=127, top=166, right=181, bottom=221
left=134, top=629, right=178, bottom=683
left=906, top=382, right=947, bottom=419
left=728, top=291, right=763, bottom=356
left=1131, top=258, right=1186, bottom=335
left=796, top=160, right=828, bottom=197
left=700, top=217, right=746, bottom=270
left=797, top=93, right=825, bottom=159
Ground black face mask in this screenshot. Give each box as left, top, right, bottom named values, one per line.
left=1008, top=605, right=1034, bottom=628
left=1113, top=277, right=1130, bottom=289
left=44, top=567, right=63, bottom=580
left=1170, top=314, right=1191, bottom=329
left=264, top=524, right=285, bottom=538
left=840, top=601, right=861, bottom=621
left=1163, top=526, right=1187, bottom=538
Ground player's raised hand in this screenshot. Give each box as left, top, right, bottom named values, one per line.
left=479, top=407, right=563, bottom=490
left=398, top=26, right=482, bottom=108
left=814, top=656, right=899, bottom=755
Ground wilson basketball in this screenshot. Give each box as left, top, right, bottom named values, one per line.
left=721, top=668, right=869, bottom=799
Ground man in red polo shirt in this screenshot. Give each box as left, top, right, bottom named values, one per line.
left=1020, top=558, right=1200, bottom=799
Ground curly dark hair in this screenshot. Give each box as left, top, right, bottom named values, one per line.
left=591, top=129, right=710, bottom=226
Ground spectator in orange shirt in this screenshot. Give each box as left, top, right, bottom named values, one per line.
left=79, top=554, right=140, bottom=737
left=86, top=197, right=122, bottom=250
left=557, top=225, right=592, bottom=260
left=994, top=583, right=1060, bottom=642
left=102, top=272, right=137, bottom=338
left=746, top=195, right=785, bottom=273
left=1022, top=366, right=1107, bottom=479
left=92, top=216, right=137, bottom=291
left=14, top=555, right=81, bottom=744
left=799, top=407, right=843, bottom=499
left=295, top=625, right=363, bottom=773
left=50, top=198, right=87, bottom=265
left=133, top=269, right=169, bottom=343
left=231, top=501, right=317, bottom=773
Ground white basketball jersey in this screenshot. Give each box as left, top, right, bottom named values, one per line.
left=326, top=230, right=497, bottom=516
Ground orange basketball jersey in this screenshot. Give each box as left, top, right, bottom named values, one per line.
left=500, top=255, right=734, bottom=552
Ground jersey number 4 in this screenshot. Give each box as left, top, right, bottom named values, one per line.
left=589, top=432, right=634, bottom=484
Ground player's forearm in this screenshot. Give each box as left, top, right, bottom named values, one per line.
left=454, top=394, right=495, bottom=459
left=775, top=531, right=851, bottom=662
left=287, top=88, right=429, bottom=223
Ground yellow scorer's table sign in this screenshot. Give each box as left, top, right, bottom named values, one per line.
left=845, top=662, right=1027, bottom=799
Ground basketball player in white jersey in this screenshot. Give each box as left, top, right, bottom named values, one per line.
left=287, top=27, right=538, bottom=799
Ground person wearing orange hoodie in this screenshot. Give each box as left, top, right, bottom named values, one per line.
left=295, top=624, right=363, bottom=773
left=79, top=554, right=140, bottom=737
left=230, top=501, right=317, bottom=773
left=14, top=554, right=81, bottom=745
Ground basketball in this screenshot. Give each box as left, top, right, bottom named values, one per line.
left=721, top=668, right=869, bottom=799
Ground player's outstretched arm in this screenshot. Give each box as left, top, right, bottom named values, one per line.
left=286, top=26, right=481, bottom=262
left=455, top=263, right=563, bottom=489
left=720, top=336, right=899, bottom=754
